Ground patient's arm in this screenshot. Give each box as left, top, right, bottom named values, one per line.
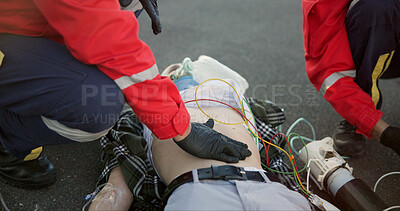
left=152, top=106, right=262, bottom=185
left=88, top=167, right=133, bottom=211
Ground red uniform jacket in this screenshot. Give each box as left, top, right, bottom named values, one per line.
left=0, top=0, right=190, bottom=139
left=302, top=0, right=383, bottom=137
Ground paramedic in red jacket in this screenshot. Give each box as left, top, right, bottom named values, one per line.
left=0, top=0, right=251, bottom=188
left=302, top=0, right=400, bottom=157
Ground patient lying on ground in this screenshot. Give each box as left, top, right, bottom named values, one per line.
left=152, top=106, right=262, bottom=185
left=89, top=79, right=311, bottom=210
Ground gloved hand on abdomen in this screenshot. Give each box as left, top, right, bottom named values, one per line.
left=174, top=119, right=252, bottom=163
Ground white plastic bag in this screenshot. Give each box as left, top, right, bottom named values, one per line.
left=161, top=55, right=249, bottom=93
left=162, top=56, right=249, bottom=94
left=191, top=55, right=249, bottom=94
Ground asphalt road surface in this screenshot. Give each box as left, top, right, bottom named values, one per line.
left=1, top=0, right=399, bottom=210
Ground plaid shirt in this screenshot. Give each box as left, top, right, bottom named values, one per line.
left=91, top=99, right=300, bottom=210
left=96, top=112, right=165, bottom=210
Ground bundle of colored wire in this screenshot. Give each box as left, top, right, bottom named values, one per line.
left=186, top=78, right=312, bottom=196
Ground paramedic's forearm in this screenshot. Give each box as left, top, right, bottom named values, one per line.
left=372, top=119, right=400, bottom=156
left=173, top=124, right=192, bottom=142
left=371, top=118, right=389, bottom=140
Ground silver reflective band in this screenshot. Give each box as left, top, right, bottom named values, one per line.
left=114, top=64, right=159, bottom=90
left=347, top=0, right=360, bottom=14
left=121, top=0, right=142, bottom=12
left=41, top=116, right=112, bottom=142
left=320, top=70, right=356, bottom=96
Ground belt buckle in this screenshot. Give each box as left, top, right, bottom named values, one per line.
left=211, top=165, right=248, bottom=181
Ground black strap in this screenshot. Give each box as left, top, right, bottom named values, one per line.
left=161, top=165, right=280, bottom=203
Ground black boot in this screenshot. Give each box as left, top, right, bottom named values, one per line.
left=0, top=143, right=56, bottom=189
left=332, top=120, right=368, bottom=158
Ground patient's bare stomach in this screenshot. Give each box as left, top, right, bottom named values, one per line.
left=152, top=107, right=262, bottom=185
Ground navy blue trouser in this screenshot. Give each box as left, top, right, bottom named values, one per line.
left=346, top=0, right=400, bottom=109
left=0, top=34, right=125, bottom=159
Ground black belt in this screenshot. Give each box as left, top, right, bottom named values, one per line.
left=161, top=165, right=280, bottom=203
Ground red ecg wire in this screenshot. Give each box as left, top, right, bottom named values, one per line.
left=184, top=98, right=307, bottom=196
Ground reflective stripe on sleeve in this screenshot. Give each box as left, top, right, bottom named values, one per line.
left=320, top=70, right=356, bottom=96
left=41, top=116, right=112, bottom=142
left=114, top=64, right=159, bottom=90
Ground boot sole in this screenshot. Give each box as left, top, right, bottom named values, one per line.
left=0, top=170, right=56, bottom=189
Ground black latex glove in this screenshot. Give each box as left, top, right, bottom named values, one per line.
left=174, top=119, right=252, bottom=163
left=119, top=0, right=162, bottom=35
left=119, top=0, right=133, bottom=7
left=381, top=126, right=400, bottom=156
left=139, top=0, right=162, bottom=35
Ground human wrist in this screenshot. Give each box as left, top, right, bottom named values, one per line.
left=173, top=123, right=192, bottom=142
left=372, top=119, right=389, bottom=140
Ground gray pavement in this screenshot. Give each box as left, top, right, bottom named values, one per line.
left=1, top=0, right=399, bottom=210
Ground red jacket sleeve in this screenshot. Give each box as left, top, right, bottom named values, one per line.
left=302, top=0, right=382, bottom=137
left=33, top=0, right=190, bottom=139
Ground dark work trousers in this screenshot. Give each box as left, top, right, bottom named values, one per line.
left=346, top=0, right=400, bottom=109
left=0, top=34, right=125, bottom=159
